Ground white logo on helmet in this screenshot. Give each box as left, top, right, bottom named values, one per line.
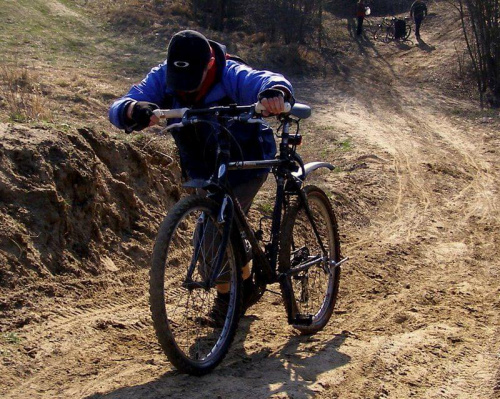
left=174, top=61, right=190, bottom=68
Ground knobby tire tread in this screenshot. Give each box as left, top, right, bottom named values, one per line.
left=150, top=195, right=243, bottom=375
left=279, top=185, right=341, bottom=334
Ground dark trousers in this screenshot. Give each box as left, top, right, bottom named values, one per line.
left=357, top=17, right=364, bottom=35
left=196, top=173, right=268, bottom=282
left=415, top=16, right=424, bottom=38
left=196, top=173, right=268, bottom=213
left=231, top=174, right=268, bottom=213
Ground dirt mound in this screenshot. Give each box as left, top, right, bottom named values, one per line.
left=0, top=124, right=180, bottom=329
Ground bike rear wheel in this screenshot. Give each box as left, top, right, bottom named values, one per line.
left=404, top=25, right=412, bottom=40
left=150, top=195, right=242, bottom=375
left=279, top=185, right=341, bottom=334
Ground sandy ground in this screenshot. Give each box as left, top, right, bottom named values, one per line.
left=1, top=2, right=500, bottom=398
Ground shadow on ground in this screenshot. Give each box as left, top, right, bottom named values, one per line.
left=87, top=316, right=350, bottom=399
left=417, top=38, right=436, bottom=52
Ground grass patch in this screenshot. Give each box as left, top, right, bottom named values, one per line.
left=0, top=65, right=53, bottom=123
left=320, top=147, right=334, bottom=159
left=257, top=202, right=274, bottom=214
left=338, top=138, right=352, bottom=151
left=2, top=332, right=21, bottom=345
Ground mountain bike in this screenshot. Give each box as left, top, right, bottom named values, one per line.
left=372, top=17, right=392, bottom=40
left=149, top=102, right=347, bottom=375
left=384, top=16, right=412, bottom=42
left=373, top=16, right=412, bottom=42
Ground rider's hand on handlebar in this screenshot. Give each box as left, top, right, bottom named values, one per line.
left=128, top=101, right=160, bottom=131
left=258, top=88, right=286, bottom=117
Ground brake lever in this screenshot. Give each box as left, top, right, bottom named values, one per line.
left=246, top=118, right=265, bottom=124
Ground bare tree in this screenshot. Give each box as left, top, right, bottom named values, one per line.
left=452, top=0, right=500, bottom=107
left=191, top=0, right=237, bottom=31
left=191, top=0, right=326, bottom=47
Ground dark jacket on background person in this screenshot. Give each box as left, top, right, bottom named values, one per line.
left=410, top=0, right=428, bottom=19
left=356, top=1, right=366, bottom=17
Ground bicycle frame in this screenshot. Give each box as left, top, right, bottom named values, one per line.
left=178, top=106, right=335, bottom=324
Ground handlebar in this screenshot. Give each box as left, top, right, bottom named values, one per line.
left=255, top=101, right=292, bottom=114
left=153, top=108, right=189, bottom=120
left=152, top=102, right=313, bottom=133
left=153, top=102, right=292, bottom=121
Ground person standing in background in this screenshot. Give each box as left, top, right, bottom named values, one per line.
left=410, top=0, right=428, bottom=40
left=356, top=0, right=366, bottom=36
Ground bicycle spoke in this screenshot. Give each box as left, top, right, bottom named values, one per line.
left=151, top=198, right=241, bottom=373
left=280, top=186, right=340, bottom=333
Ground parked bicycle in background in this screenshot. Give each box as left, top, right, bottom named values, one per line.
left=372, top=16, right=412, bottom=42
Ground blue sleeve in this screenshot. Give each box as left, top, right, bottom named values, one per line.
left=108, top=63, right=167, bottom=130
left=222, top=61, right=294, bottom=105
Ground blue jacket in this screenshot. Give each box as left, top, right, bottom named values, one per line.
left=109, top=41, right=294, bottom=184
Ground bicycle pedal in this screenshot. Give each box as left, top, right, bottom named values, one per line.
left=291, top=313, right=313, bottom=326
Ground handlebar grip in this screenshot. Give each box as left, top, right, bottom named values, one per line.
left=153, top=108, right=189, bottom=119
left=255, top=102, right=292, bottom=115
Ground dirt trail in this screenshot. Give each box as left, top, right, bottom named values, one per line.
left=2, top=2, right=500, bottom=398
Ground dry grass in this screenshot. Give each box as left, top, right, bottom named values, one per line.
left=0, top=65, right=53, bottom=123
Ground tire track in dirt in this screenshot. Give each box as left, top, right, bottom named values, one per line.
left=3, top=273, right=157, bottom=399
left=294, top=6, right=500, bottom=395
left=2, top=3, right=500, bottom=398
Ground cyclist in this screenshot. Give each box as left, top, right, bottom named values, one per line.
left=109, top=29, right=294, bottom=321
left=410, top=0, right=428, bottom=40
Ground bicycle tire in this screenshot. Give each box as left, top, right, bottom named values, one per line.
left=384, top=26, right=395, bottom=43
left=279, top=185, right=341, bottom=334
left=363, top=19, right=374, bottom=37
left=404, top=25, right=412, bottom=40
left=372, top=24, right=383, bottom=40
left=150, top=195, right=242, bottom=375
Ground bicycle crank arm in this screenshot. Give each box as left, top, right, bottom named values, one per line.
left=281, top=256, right=349, bottom=279
left=182, top=279, right=209, bottom=290
left=281, top=255, right=326, bottom=277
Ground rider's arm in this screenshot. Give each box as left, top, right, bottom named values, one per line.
left=109, top=63, right=168, bottom=131
left=222, top=61, right=294, bottom=113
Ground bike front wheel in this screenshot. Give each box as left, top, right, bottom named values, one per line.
left=150, top=195, right=242, bottom=375
left=279, top=185, right=341, bottom=334
left=384, top=26, right=395, bottom=42
left=372, top=24, right=383, bottom=40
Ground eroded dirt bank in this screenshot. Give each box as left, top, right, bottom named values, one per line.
left=0, top=125, right=180, bottom=331
left=1, top=2, right=500, bottom=398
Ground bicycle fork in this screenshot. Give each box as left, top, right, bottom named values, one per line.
left=183, top=195, right=234, bottom=291
left=279, top=185, right=347, bottom=326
